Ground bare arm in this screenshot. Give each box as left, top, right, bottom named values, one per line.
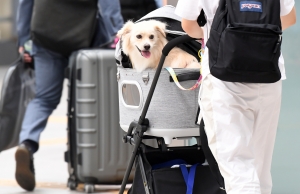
left=281, top=6, right=296, bottom=30
left=163, top=0, right=167, bottom=5
left=181, top=19, right=204, bottom=39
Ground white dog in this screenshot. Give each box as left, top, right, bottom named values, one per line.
left=117, top=20, right=201, bottom=72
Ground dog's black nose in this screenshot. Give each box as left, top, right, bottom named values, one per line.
left=144, top=44, right=150, bottom=50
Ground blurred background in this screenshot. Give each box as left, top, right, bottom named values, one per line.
left=0, top=0, right=18, bottom=65
left=0, top=0, right=299, bottom=193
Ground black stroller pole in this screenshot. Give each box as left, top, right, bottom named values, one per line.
left=119, top=122, right=148, bottom=194
left=119, top=35, right=197, bottom=194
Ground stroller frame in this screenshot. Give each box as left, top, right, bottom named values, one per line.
left=119, top=35, right=200, bottom=194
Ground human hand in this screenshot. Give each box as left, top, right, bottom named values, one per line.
left=19, top=46, right=33, bottom=63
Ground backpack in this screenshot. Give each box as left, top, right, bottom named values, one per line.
left=206, top=0, right=282, bottom=83
left=31, top=0, right=98, bottom=57
left=119, top=0, right=157, bottom=22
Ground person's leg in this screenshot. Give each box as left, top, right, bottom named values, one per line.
left=19, top=50, right=68, bottom=146
left=15, top=48, right=68, bottom=191
left=200, top=74, right=262, bottom=194
left=252, top=81, right=282, bottom=194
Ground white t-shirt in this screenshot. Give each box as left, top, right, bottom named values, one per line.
left=175, top=0, right=295, bottom=80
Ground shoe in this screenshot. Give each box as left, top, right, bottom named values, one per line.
left=15, top=143, right=36, bottom=191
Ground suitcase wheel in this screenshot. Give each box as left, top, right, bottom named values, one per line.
left=85, top=184, right=95, bottom=193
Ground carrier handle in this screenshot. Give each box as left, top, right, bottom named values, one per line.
left=166, top=67, right=202, bottom=91
left=169, top=71, right=201, bottom=83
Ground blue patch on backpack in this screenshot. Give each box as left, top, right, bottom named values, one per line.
left=240, top=1, right=262, bottom=12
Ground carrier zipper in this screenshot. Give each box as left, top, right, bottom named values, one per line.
left=273, top=35, right=282, bottom=53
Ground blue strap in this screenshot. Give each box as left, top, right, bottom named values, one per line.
left=180, top=164, right=189, bottom=184
left=180, top=164, right=199, bottom=194
left=151, top=160, right=199, bottom=194
left=152, top=159, right=187, bottom=170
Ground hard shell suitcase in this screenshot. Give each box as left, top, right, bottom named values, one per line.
left=65, top=49, right=134, bottom=193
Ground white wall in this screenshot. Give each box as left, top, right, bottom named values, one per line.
left=0, top=0, right=13, bottom=40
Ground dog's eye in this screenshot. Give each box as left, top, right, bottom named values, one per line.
left=136, top=35, right=142, bottom=39
left=149, top=35, right=154, bottom=39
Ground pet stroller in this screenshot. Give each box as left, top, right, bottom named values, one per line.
left=116, top=5, right=226, bottom=194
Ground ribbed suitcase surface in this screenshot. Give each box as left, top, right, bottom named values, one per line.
left=67, top=49, right=134, bottom=188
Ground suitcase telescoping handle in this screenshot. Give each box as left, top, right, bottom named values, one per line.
left=138, top=35, right=197, bottom=124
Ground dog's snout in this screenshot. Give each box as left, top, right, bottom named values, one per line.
left=144, top=44, right=150, bottom=50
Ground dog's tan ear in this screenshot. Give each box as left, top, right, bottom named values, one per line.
left=117, top=21, right=134, bottom=38
left=154, top=21, right=167, bottom=38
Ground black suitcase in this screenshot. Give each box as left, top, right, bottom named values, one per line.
left=0, top=57, right=35, bottom=152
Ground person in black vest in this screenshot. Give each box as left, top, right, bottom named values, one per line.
left=175, top=0, right=296, bottom=193
left=15, top=0, right=124, bottom=191
left=119, top=0, right=167, bottom=22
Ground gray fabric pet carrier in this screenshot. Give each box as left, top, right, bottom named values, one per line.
left=117, top=68, right=200, bottom=144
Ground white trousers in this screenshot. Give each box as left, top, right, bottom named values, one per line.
left=199, top=74, right=282, bottom=194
